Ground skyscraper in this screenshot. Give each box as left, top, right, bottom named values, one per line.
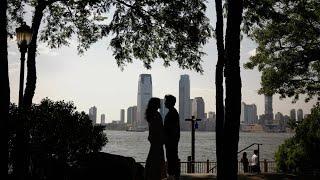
left=160, top=99, right=168, bottom=120
left=120, top=109, right=125, bottom=123
left=297, top=109, right=303, bottom=121
left=290, top=109, right=296, bottom=121
left=101, top=114, right=106, bottom=125
left=127, top=107, right=132, bottom=125
left=89, top=106, right=97, bottom=124
left=208, top=111, right=215, bottom=119
left=137, top=74, right=152, bottom=129
left=192, top=97, right=205, bottom=120
left=179, top=75, right=191, bottom=131
left=192, top=97, right=205, bottom=130
left=264, top=95, right=273, bottom=124
left=275, top=112, right=284, bottom=122
left=275, top=112, right=284, bottom=131
left=127, top=106, right=137, bottom=126
left=241, top=102, right=258, bottom=124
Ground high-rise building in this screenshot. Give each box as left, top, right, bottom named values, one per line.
left=290, top=109, right=296, bottom=121
left=192, top=97, right=205, bottom=131
left=208, top=111, right=215, bottom=119
left=275, top=112, right=284, bottom=131
left=137, top=74, right=152, bottom=129
left=120, top=109, right=125, bottom=123
left=274, top=112, right=283, bottom=122
left=160, top=99, right=169, bottom=120
left=127, top=106, right=137, bottom=126
left=101, top=114, right=106, bottom=125
left=132, top=106, right=137, bottom=127
left=127, top=107, right=132, bottom=125
left=179, top=74, right=191, bottom=131
left=192, top=97, right=205, bottom=120
left=297, top=109, right=303, bottom=121
left=241, top=102, right=258, bottom=124
left=264, top=95, right=273, bottom=124
left=89, top=106, right=97, bottom=124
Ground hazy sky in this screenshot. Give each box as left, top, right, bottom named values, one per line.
left=8, top=1, right=316, bottom=123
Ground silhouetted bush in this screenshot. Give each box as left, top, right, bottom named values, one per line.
left=275, top=104, right=320, bottom=174
left=9, top=98, right=108, bottom=178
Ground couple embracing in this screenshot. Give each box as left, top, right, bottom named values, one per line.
left=144, top=95, right=180, bottom=180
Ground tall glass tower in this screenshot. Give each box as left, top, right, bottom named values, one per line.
left=264, top=95, right=273, bottom=124
left=137, top=74, right=152, bottom=129
left=89, top=106, right=97, bottom=125
left=179, top=74, right=191, bottom=131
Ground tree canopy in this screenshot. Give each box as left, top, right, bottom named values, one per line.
left=8, top=98, right=108, bottom=178
left=243, top=0, right=320, bottom=102
left=7, top=0, right=212, bottom=107
left=8, top=0, right=211, bottom=72
left=275, top=104, right=320, bottom=173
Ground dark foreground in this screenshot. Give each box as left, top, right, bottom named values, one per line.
left=181, top=173, right=320, bottom=180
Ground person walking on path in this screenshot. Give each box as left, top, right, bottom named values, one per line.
left=164, top=95, right=180, bottom=180
left=144, top=98, right=167, bottom=180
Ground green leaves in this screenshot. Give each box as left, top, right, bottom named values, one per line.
left=243, top=0, right=320, bottom=102
left=9, top=0, right=211, bottom=72
left=275, top=104, right=320, bottom=173
left=8, top=98, right=108, bottom=171
left=106, top=0, right=211, bottom=72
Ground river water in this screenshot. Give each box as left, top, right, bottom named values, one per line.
left=101, top=131, right=293, bottom=162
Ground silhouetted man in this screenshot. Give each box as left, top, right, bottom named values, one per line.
left=164, top=95, right=180, bottom=179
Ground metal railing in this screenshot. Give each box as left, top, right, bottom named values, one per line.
left=209, top=143, right=263, bottom=172
left=137, top=160, right=276, bottom=174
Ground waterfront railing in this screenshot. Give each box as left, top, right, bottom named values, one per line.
left=137, top=160, right=277, bottom=174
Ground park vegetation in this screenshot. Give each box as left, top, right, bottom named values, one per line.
left=243, top=0, right=320, bottom=101
left=244, top=0, right=320, bottom=176
left=275, top=104, right=320, bottom=174
left=8, top=98, right=108, bottom=179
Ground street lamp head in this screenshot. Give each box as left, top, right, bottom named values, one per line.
left=16, top=22, right=32, bottom=47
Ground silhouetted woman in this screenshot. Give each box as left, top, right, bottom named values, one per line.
left=144, top=98, right=166, bottom=180
left=241, top=152, right=249, bottom=173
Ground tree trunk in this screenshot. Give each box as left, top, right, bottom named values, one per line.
left=214, top=0, right=225, bottom=179
left=23, top=4, right=45, bottom=107
left=15, top=3, right=46, bottom=178
left=0, top=0, right=9, bottom=178
left=223, top=0, right=243, bottom=179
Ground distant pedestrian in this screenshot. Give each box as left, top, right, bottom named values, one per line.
left=144, top=98, right=166, bottom=180
left=251, top=150, right=260, bottom=173
left=164, top=95, right=180, bottom=180
left=241, top=152, right=249, bottom=173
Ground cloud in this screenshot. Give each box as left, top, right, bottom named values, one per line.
left=248, top=48, right=256, bottom=57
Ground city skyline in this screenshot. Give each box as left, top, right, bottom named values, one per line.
left=6, top=0, right=316, bottom=123
left=91, top=79, right=311, bottom=124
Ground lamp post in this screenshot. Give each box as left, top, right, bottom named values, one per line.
left=15, top=22, right=32, bottom=178
left=16, top=22, right=32, bottom=107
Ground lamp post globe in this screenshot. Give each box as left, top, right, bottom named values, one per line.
left=16, top=22, right=32, bottom=107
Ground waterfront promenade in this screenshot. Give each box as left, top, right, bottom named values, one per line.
left=180, top=173, right=317, bottom=180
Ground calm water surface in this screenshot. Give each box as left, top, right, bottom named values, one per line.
left=101, top=131, right=293, bottom=162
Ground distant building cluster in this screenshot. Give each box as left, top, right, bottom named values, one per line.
left=240, top=95, right=309, bottom=133
left=88, top=74, right=308, bottom=133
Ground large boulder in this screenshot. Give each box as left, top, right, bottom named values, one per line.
left=70, top=152, right=144, bottom=180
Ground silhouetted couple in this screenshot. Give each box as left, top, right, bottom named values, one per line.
left=144, top=95, right=180, bottom=180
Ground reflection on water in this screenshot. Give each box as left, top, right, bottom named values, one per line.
left=102, top=131, right=293, bottom=162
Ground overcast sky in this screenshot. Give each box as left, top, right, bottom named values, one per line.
left=7, top=1, right=316, bottom=123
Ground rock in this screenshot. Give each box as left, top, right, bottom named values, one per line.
left=70, top=152, right=144, bottom=180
